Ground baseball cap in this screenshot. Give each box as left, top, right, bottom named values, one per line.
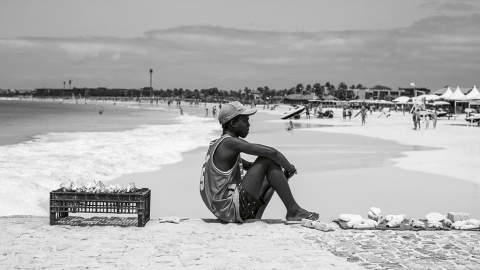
left=218, top=101, right=258, bottom=125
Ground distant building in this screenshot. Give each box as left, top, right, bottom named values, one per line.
left=397, top=87, right=431, bottom=97
left=354, top=88, right=404, bottom=101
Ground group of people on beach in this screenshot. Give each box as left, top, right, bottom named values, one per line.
left=412, top=109, right=437, bottom=130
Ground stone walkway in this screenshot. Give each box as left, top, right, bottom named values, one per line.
left=300, top=227, right=480, bottom=270
left=1, top=216, right=480, bottom=269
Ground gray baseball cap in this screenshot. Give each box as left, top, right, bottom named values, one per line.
left=218, top=101, right=257, bottom=125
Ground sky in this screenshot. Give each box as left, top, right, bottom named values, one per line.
left=1, top=0, right=479, bottom=91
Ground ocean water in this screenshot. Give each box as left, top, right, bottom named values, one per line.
left=0, top=101, right=220, bottom=215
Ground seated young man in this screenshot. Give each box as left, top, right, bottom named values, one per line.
left=200, top=101, right=319, bottom=223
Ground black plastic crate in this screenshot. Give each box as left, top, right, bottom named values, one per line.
left=50, top=188, right=151, bottom=227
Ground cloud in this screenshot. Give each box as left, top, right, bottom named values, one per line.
left=420, top=0, right=480, bottom=13
left=1, top=14, right=479, bottom=90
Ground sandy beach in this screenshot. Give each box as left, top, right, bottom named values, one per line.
left=114, top=103, right=480, bottom=220
left=2, top=99, right=480, bottom=269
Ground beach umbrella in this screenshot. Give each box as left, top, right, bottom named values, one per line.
left=392, top=96, right=410, bottom=103
left=433, top=101, right=450, bottom=105
left=413, top=94, right=441, bottom=101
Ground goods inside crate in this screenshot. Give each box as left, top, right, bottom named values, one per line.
left=50, top=186, right=151, bottom=227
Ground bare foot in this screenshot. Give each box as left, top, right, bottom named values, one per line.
left=285, top=208, right=319, bottom=222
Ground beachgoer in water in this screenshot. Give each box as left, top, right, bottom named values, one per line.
left=180, top=107, right=183, bottom=115
left=286, top=120, right=294, bottom=131
left=200, top=101, right=319, bottom=223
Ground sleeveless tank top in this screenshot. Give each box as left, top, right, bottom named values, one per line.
left=200, top=134, right=244, bottom=223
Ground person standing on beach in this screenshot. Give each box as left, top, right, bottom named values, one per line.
left=424, top=113, right=430, bottom=129
left=413, top=109, right=421, bottom=130
left=200, top=101, right=319, bottom=223
left=305, top=106, right=310, bottom=119
left=432, top=111, right=438, bottom=129
left=355, top=106, right=368, bottom=126
left=412, top=110, right=417, bottom=130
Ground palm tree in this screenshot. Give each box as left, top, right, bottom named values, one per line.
left=296, top=83, right=304, bottom=94
left=68, top=80, right=71, bottom=89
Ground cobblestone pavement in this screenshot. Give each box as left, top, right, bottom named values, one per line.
left=0, top=216, right=363, bottom=270
left=299, top=226, right=480, bottom=270
left=1, top=216, right=480, bottom=270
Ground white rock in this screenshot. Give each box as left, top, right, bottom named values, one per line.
left=427, top=220, right=443, bottom=228
left=338, top=214, right=362, bottom=222
left=425, top=212, right=446, bottom=222
left=385, top=214, right=406, bottom=222
left=386, top=219, right=402, bottom=228
left=370, top=207, right=381, bottom=216
left=364, top=219, right=378, bottom=227
left=452, top=220, right=466, bottom=229
left=353, top=222, right=373, bottom=229
left=463, top=224, right=478, bottom=230
left=466, top=219, right=480, bottom=227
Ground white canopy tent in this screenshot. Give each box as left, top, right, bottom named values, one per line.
left=446, top=86, right=466, bottom=101
left=446, top=86, right=468, bottom=114
left=472, top=93, right=480, bottom=100
left=440, top=87, right=453, bottom=99
left=465, top=85, right=480, bottom=100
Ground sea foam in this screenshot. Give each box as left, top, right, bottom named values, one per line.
left=0, top=114, right=219, bottom=216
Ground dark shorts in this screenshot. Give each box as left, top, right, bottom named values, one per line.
left=238, top=184, right=264, bottom=221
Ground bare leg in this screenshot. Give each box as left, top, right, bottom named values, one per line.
left=241, top=157, right=318, bottom=221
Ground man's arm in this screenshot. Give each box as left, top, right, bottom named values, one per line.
left=217, top=137, right=295, bottom=173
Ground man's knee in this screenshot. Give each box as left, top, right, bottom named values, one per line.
left=254, top=157, right=280, bottom=170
